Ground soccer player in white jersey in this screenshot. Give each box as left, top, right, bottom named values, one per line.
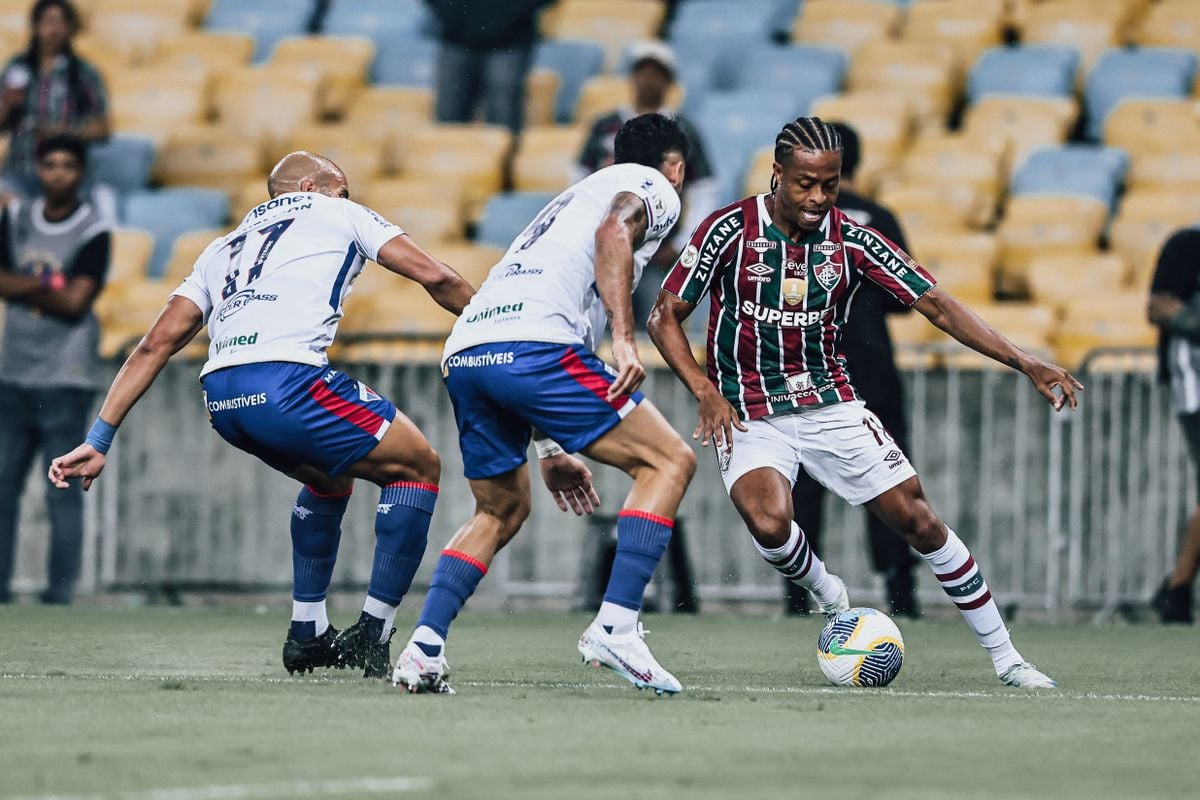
left=47, top=152, right=475, bottom=678
left=650, top=118, right=1083, bottom=689
left=392, top=114, right=697, bottom=695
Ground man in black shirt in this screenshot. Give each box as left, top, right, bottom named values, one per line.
left=1148, top=226, right=1200, bottom=624
left=785, top=122, right=919, bottom=617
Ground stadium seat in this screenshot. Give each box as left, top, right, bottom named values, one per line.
left=395, top=125, right=513, bottom=217
left=87, top=135, right=156, bottom=196
left=875, top=185, right=978, bottom=236
left=1103, top=98, right=1200, bottom=154
left=525, top=68, right=561, bottom=127
left=153, top=31, right=256, bottom=77
left=1055, top=296, right=1157, bottom=368
left=670, top=0, right=776, bottom=48
left=270, top=36, right=375, bottom=117
left=549, top=0, right=666, bottom=69
left=162, top=228, right=225, bottom=284
left=940, top=302, right=1056, bottom=357
left=696, top=91, right=813, bottom=204
left=513, top=125, right=586, bottom=192
left=476, top=192, right=557, bottom=250
left=792, top=0, right=900, bottom=55
left=372, top=34, right=439, bottom=88
left=961, top=97, right=1078, bottom=173
left=342, top=282, right=458, bottom=339
left=108, top=228, right=155, bottom=284
left=155, top=126, right=262, bottom=196
left=846, top=40, right=960, bottom=130
left=1083, top=48, right=1197, bottom=138
left=205, top=0, right=317, bottom=62
left=966, top=46, right=1079, bottom=104
left=123, top=188, right=230, bottom=277
left=1025, top=253, right=1127, bottom=312
left=283, top=126, right=386, bottom=184
left=211, top=66, right=321, bottom=157
left=108, top=68, right=210, bottom=143
left=574, top=75, right=683, bottom=126
left=533, top=39, right=606, bottom=123
left=360, top=179, right=465, bottom=244
left=343, top=87, right=434, bottom=173
left=890, top=135, right=1006, bottom=227
left=810, top=92, right=912, bottom=191
left=94, top=277, right=175, bottom=357
left=322, top=0, right=434, bottom=48
left=1020, top=5, right=1120, bottom=72
left=82, top=4, right=188, bottom=64
left=997, top=195, right=1110, bottom=296
left=1010, top=145, right=1128, bottom=206
left=1135, top=0, right=1200, bottom=55
left=1126, top=149, right=1200, bottom=192
left=720, top=45, right=846, bottom=101
left=1109, top=189, right=1200, bottom=281
left=903, top=231, right=999, bottom=304
left=428, top=242, right=504, bottom=287
left=903, top=0, right=1006, bottom=67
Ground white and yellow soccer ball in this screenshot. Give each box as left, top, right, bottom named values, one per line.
left=817, top=607, right=904, bottom=687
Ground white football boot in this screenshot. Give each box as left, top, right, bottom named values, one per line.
left=392, top=640, right=455, bottom=694
left=577, top=621, right=682, bottom=696
left=816, top=574, right=851, bottom=618
left=999, top=662, right=1058, bottom=689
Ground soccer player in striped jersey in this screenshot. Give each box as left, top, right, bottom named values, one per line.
left=649, top=117, right=1083, bottom=689
left=47, top=152, right=475, bottom=678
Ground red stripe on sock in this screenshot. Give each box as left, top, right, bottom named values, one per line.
left=955, top=590, right=993, bottom=611
left=386, top=481, right=439, bottom=494
left=443, top=549, right=487, bottom=574
left=934, top=555, right=976, bottom=583
left=618, top=509, right=674, bottom=528
left=304, top=485, right=353, bottom=499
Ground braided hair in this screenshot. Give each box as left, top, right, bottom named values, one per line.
left=770, top=116, right=843, bottom=192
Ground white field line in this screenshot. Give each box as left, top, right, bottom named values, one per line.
left=2, top=776, right=432, bottom=800
left=3, top=672, right=1199, bottom=704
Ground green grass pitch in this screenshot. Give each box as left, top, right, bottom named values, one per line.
left=2, top=606, right=1198, bottom=800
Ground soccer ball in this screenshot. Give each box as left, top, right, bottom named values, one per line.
left=817, top=607, right=904, bottom=687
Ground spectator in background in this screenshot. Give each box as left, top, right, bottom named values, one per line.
left=1148, top=226, right=1200, bottom=624
left=0, top=0, right=109, bottom=199
left=785, top=121, right=919, bottom=618
left=0, top=134, right=111, bottom=604
left=575, top=41, right=717, bottom=322
left=425, top=0, right=553, bottom=134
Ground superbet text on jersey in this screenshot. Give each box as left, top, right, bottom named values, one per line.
left=662, top=195, right=936, bottom=421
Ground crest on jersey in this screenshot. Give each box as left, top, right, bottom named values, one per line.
left=680, top=244, right=699, bottom=268
left=785, top=372, right=814, bottom=394
left=782, top=277, right=806, bottom=306
left=357, top=382, right=382, bottom=403
left=747, top=237, right=775, bottom=253
left=814, top=261, right=841, bottom=290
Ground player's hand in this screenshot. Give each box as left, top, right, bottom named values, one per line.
left=538, top=452, right=601, bottom=516
left=1022, top=358, right=1084, bottom=411
left=694, top=389, right=748, bottom=448
left=48, top=444, right=106, bottom=491
left=607, top=338, right=646, bottom=401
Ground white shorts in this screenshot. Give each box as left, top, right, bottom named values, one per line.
left=716, top=401, right=917, bottom=506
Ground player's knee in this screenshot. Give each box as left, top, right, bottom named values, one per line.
left=902, top=508, right=945, bottom=553
left=667, top=439, right=697, bottom=486
left=741, top=504, right=792, bottom=549
left=416, top=447, right=442, bottom=487
left=479, top=492, right=530, bottom=541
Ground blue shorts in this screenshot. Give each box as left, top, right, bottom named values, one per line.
left=444, top=342, right=644, bottom=480
left=201, top=362, right=397, bottom=477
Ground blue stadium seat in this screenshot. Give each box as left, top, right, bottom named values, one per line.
left=534, top=40, right=606, bottom=123
left=1010, top=145, right=1129, bottom=206
left=475, top=192, right=558, bottom=250
left=86, top=135, right=156, bottom=196
left=669, top=0, right=777, bottom=48
left=322, top=0, right=434, bottom=46
left=373, top=35, right=439, bottom=87
left=206, top=0, right=317, bottom=62
left=123, top=188, right=231, bottom=277
left=1084, top=47, right=1197, bottom=138
left=719, top=44, right=846, bottom=99
left=967, top=46, right=1079, bottom=104
left=695, top=91, right=813, bottom=204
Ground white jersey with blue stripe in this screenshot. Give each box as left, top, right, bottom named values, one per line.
left=171, top=192, right=404, bottom=378
left=442, top=163, right=681, bottom=361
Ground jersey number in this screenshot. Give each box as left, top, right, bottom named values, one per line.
left=516, top=192, right=573, bottom=252
left=221, top=218, right=295, bottom=300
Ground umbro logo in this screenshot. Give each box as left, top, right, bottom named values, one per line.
left=746, top=263, right=772, bottom=276
left=885, top=451, right=901, bottom=462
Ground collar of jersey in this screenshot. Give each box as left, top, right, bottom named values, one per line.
left=757, top=193, right=827, bottom=247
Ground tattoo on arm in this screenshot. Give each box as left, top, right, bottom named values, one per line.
left=607, top=192, right=649, bottom=249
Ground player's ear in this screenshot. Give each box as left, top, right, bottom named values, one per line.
left=298, top=178, right=316, bottom=193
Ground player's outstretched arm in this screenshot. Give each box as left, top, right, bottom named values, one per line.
left=48, top=296, right=204, bottom=491
left=594, top=192, right=649, bottom=400
left=648, top=291, right=747, bottom=447
left=914, top=287, right=1083, bottom=411
left=375, top=234, right=475, bottom=315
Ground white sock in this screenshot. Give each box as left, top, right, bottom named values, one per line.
left=922, top=528, right=1021, bottom=674
left=411, top=624, right=445, bottom=649
left=753, top=522, right=840, bottom=605
left=594, top=601, right=638, bottom=635
left=292, top=599, right=329, bottom=637
left=363, top=595, right=398, bottom=643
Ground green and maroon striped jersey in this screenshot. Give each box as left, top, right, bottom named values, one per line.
left=661, top=194, right=937, bottom=421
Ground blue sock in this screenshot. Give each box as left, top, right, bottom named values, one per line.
left=414, top=551, right=488, bottom=644
left=290, top=485, right=351, bottom=640
left=602, top=510, right=673, bottom=616
left=360, top=481, right=438, bottom=641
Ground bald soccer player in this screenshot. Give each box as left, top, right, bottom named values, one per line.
left=48, top=152, right=476, bottom=679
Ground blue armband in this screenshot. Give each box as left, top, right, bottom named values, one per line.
left=85, top=418, right=117, bottom=454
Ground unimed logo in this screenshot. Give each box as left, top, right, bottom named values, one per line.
left=214, top=332, right=258, bottom=353
left=465, top=302, right=523, bottom=324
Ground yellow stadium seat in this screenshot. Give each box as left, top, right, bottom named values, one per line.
left=1020, top=7, right=1120, bottom=69
left=887, top=311, right=935, bottom=346
left=335, top=340, right=445, bottom=365
left=1024, top=253, right=1127, bottom=312
left=395, top=125, right=513, bottom=219
left=154, top=31, right=256, bottom=76
left=72, top=36, right=139, bottom=77
left=1109, top=191, right=1200, bottom=282
left=875, top=184, right=979, bottom=236
left=344, top=87, right=435, bottom=173
left=342, top=283, right=458, bottom=339
left=512, top=125, right=586, bottom=192
left=359, top=180, right=465, bottom=244
left=108, top=68, right=209, bottom=143
left=962, top=96, right=1078, bottom=172
left=997, top=195, right=1109, bottom=297
left=793, top=0, right=901, bottom=54
left=109, top=228, right=155, bottom=284
left=232, top=177, right=270, bottom=221
left=847, top=40, right=960, bottom=130
left=810, top=92, right=913, bottom=190
left=282, top=125, right=386, bottom=183
left=902, top=0, right=1005, bottom=67
left=94, top=0, right=192, bottom=20
left=1103, top=99, right=1200, bottom=154
left=942, top=302, right=1056, bottom=353
left=156, top=125, right=262, bottom=196
left=269, top=36, right=375, bottom=117
left=892, top=135, right=1005, bottom=226
left=212, top=66, right=321, bottom=156
left=95, top=277, right=174, bottom=357
left=573, top=74, right=684, bottom=125
left=1126, top=149, right=1200, bottom=192
left=524, top=68, right=560, bottom=128
left=1055, top=295, right=1158, bottom=368
left=162, top=229, right=224, bottom=284
left=1136, top=0, right=1200, bottom=54
left=743, top=147, right=775, bottom=198
left=904, top=231, right=998, bottom=304
left=79, top=6, right=188, bottom=64
left=549, top=1, right=666, bottom=68
left=429, top=242, right=505, bottom=288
